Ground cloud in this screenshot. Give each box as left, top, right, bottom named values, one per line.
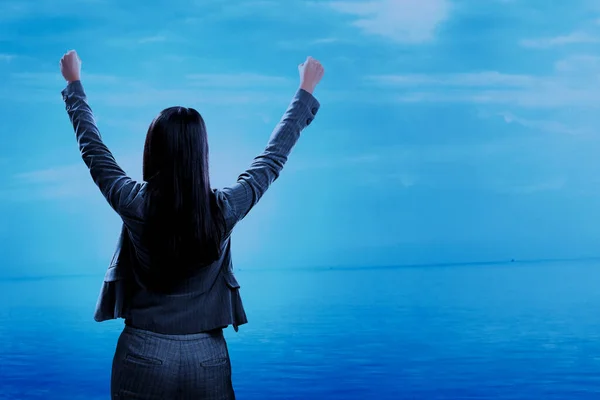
left=366, top=53, right=600, bottom=109
left=288, top=138, right=577, bottom=194
left=357, top=172, right=418, bottom=188
left=10, top=71, right=288, bottom=90
left=554, top=54, right=600, bottom=72
left=0, top=54, right=16, bottom=62
left=276, top=37, right=342, bottom=50
left=311, top=37, right=339, bottom=44
left=0, top=0, right=109, bottom=21
left=9, top=72, right=121, bottom=86
left=191, top=0, right=282, bottom=19
left=289, top=153, right=381, bottom=172
left=90, top=88, right=290, bottom=108
left=8, top=152, right=145, bottom=201
left=185, top=73, right=289, bottom=88
left=520, top=32, right=600, bottom=49
left=2, top=71, right=294, bottom=107
left=105, top=32, right=182, bottom=47
left=292, top=140, right=521, bottom=173
left=499, top=112, right=585, bottom=135
left=137, top=35, right=167, bottom=44
left=10, top=164, right=98, bottom=200
left=389, top=90, right=598, bottom=109
left=367, top=72, right=536, bottom=88
left=326, top=0, right=451, bottom=43
left=15, top=164, right=84, bottom=184
left=496, top=177, right=567, bottom=195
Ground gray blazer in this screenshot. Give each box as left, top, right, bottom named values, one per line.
left=61, top=81, right=320, bottom=333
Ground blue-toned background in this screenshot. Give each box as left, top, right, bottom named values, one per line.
left=1, top=0, right=600, bottom=398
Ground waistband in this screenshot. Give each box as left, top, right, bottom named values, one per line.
left=123, top=324, right=224, bottom=341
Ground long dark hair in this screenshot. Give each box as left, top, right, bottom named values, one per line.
left=141, top=106, right=225, bottom=285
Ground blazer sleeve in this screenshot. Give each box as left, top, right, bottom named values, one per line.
left=219, top=88, right=320, bottom=231
left=61, top=80, right=142, bottom=218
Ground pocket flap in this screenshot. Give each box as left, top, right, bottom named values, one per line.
left=104, top=264, right=127, bottom=282
left=223, top=272, right=241, bottom=289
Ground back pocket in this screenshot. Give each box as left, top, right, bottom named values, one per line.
left=200, top=356, right=230, bottom=367
left=124, top=353, right=163, bottom=366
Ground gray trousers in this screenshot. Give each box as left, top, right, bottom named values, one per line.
left=111, top=325, right=236, bottom=399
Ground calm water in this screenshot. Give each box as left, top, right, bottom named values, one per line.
left=1, top=261, right=600, bottom=399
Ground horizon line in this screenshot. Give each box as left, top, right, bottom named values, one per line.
left=1, top=256, right=599, bottom=281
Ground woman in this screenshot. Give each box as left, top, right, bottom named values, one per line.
left=59, top=50, right=324, bottom=399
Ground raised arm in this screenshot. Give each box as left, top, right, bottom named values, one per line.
left=219, top=57, right=325, bottom=231
left=60, top=50, right=142, bottom=218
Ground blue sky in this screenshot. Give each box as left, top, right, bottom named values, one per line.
left=1, top=0, right=600, bottom=277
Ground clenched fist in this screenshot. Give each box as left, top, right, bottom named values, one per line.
left=60, top=50, right=81, bottom=83
left=298, top=56, right=324, bottom=94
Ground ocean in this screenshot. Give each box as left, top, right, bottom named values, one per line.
left=1, top=260, right=599, bottom=399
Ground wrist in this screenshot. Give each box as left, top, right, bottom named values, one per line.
left=299, top=82, right=315, bottom=94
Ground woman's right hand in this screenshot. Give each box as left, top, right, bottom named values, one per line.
left=298, top=56, right=325, bottom=94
